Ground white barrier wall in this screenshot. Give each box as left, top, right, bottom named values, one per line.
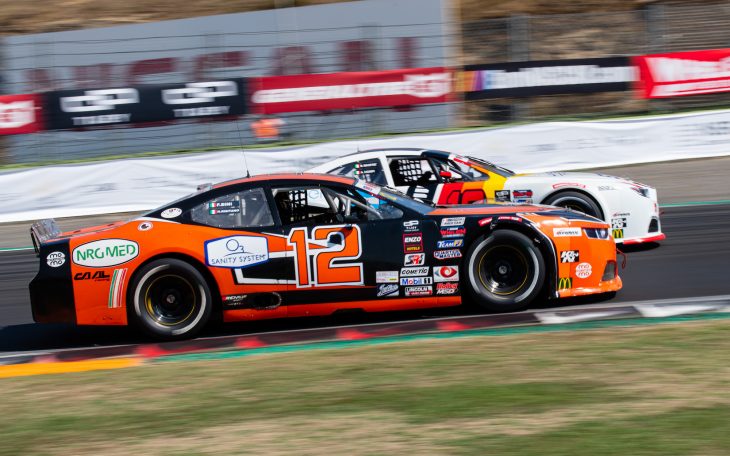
left=2, top=108, right=730, bottom=223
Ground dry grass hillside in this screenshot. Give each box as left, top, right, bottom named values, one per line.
left=0, top=0, right=701, bottom=35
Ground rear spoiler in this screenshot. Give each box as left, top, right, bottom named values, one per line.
left=30, top=219, right=61, bottom=256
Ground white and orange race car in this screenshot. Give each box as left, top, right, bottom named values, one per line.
left=30, top=173, right=621, bottom=340
left=309, top=148, right=665, bottom=245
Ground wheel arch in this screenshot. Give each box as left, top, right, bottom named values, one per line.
left=125, top=252, right=222, bottom=318
left=466, top=221, right=559, bottom=300
left=540, top=188, right=607, bottom=221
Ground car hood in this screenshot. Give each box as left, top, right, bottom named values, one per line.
left=429, top=203, right=603, bottom=223
left=514, top=171, right=648, bottom=187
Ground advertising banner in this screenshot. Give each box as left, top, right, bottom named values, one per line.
left=0, top=94, right=43, bottom=134
left=634, top=48, right=730, bottom=98
left=4, top=108, right=730, bottom=223
left=462, top=57, right=635, bottom=99
left=250, top=68, right=452, bottom=114
left=43, top=79, right=247, bottom=130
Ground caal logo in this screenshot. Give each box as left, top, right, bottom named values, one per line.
left=74, top=271, right=111, bottom=281
left=72, top=239, right=139, bottom=268
left=557, top=277, right=572, bottom=290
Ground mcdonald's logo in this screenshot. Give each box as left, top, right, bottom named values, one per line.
left=612, top=228, right=624, bottom=239
left=557, top=277, right=572, bottom=290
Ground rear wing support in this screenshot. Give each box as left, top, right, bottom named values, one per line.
left=30, top=219, right=61, bottom=256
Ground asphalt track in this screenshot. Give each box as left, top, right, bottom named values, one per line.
left=0, top=202, right=728, bottom=354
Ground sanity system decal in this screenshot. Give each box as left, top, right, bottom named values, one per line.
left=205, top=235, right=269, bottom=269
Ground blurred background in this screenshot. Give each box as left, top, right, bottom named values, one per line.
left=2, top=0, right=730, bottom=164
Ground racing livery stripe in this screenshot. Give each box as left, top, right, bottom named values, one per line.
left=107, top=268, right=127, bottom=309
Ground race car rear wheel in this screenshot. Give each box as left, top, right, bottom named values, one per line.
left=129, top=258, right=212, bottom=340
left=543, top=191, right=603, bottom=219
left=465, top=230, right=545, bottom=312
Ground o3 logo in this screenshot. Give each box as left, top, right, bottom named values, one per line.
left=287, top=225, right=363, bottom=288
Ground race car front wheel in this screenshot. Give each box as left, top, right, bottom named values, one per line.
left=465, top=230, right=545, bottom=312
left=543, top=191, right=603, bottom=220
left=129, top=258, right=212, bottom=340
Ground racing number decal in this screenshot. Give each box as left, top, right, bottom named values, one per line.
left=287, top=225, right=364, bottom=288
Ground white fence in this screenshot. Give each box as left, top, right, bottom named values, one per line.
left=2, top=108, right=730, bottom=223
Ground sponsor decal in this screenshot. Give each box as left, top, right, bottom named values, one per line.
left=552, top=182, right=587, bottom=189
left=611, top=217, right=627, bottom=229
left=376, top=271, right=399, bottom=283
left=498, top=216, right=522, bottom=222
left=440, top=227, right=466, bottom=238
left=437, top=239, right=464, bottom=249
left=377, top=283, right=399, bottom=298
left=436, top=282, right=459, bottom=295
left=478, top=217, right=493, bottom=227
left=107, top=268, right=128, bottom=309
left=74, top=271, right=111, bottom=281
left=73, top=239, right=139, bottom=268
left=553, top=227, right=582, bottom=237
left=404, top=286, right=433, bottom=297
left=205, top=236, right=269, bottom=269
left=575, top=262, right=592, bottom=279
left=46, top=251, right=65, bottom=268
left=0, top=94, right=41, bottom=134
left=403, top=232, right=424, bottom=253
left=557, top=277, right=573, bottom=290
left=634, top=49, right=730, bottom=98
left=598, top=185, right=615, bottom=191
left=250, top=68, right=452, bottom=114
left=138, top=221, right=153, bottom=231
left=223, top=294, right=248, bottom=304
left=434, top=249, right=462, bottom=260
left=434, top=265, right=459, bottom=282
left=612, top=228, right=624, bottom=239
left=161, top=207, right=182, bottom=219
left=403, top=220, right=420, bottom=232
left=404, top=253, right=425, bottom=266
left=464, top=57, right=634, bottom=99
left=400, top=266, right=429, bottom=277
left=560, top=250, right=580, bottom=263
left=441, top=216, right=466, bottom=227
left=400, top=277, right=433, bottom=286
left=495, top=190, right=510, bottom=202
left=512, top=190, right=533, bottom=199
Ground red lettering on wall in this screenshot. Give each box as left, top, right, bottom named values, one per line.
left=271, top=46, right=313, bottom=75
left=398, top=37, right=416, bottom=68
left=127, top=57, right=177, bottom=85
left=340, top=41, right=374, bottom=71
left=192, top=51, right=250, bottom=80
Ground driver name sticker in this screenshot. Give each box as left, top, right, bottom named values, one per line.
left=205, top=236, right=269, bottom=268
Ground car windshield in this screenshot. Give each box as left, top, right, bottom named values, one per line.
left=465, top=156, right=515, bottom=177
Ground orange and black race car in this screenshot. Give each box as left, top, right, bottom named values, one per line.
left=30, top=173, right=621, bottom=340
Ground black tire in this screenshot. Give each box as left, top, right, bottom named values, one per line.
left=128, top=258, right=212, bottom=340
left=543, top=191, right=603, bottom=219
left=464, top=230, right=545, bottom=312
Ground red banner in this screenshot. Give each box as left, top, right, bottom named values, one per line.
left=634, top=49, right=730, bottom=98
left=0, top=94, right=43, bottom=134
left=250, top=67, right=452, bottom=114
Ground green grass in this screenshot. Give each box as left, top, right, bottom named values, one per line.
left=1, top=319, right=729, bottom=455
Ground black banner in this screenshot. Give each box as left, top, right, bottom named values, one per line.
left=44, top=79, right=247, bottom=130
left=463, top=57, right=635, bottom=99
